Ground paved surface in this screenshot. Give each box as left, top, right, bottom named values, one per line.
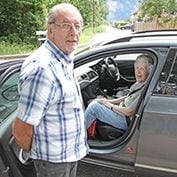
left=77, top=161, right=137, bottom=177
left=88, top=27, right=132, bottom=48
left=75, top=27, right=132, bottom=55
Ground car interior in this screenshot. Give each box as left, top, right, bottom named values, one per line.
left=74, top=52, right=154, bottom=146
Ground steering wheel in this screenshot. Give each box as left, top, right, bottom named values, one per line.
left=103, top=57, right=120, bottom=81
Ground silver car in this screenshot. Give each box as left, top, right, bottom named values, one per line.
left=1, top=30, right=177, bottom=177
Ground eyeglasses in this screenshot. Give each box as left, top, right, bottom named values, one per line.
left=54, top=23, right=83, bottom=32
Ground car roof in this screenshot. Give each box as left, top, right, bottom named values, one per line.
left=75, top=36, right=177, bottom=61
left=75, top=29, right=177, bottom=55
left=133, top=29, right=177, bottom=34
left=104, top=29, right=177, bottom=45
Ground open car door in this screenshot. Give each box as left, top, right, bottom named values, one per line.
left=135, top=48, right=177, bottom=177
left=0, top=60, right=36, bottom=177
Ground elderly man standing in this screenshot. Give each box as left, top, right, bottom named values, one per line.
left=12, top=3, right=87, bottom=177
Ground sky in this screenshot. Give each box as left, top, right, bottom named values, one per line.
left=106, top=0, right=139, bottom=21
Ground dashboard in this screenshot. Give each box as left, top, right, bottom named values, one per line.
left=77, top=68, right=99, bottom=89
left=75, top=66, right=100, bottom=107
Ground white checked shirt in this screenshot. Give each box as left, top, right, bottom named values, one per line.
left=16, top=39, right=88, bottom=162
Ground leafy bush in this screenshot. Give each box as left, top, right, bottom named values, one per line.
left=0, top=26, right=105, bottom=55
left=0, top=0, right=46, bottom=43
left=80, top=25, right=106, bottom=43
left=0, top=41, right=37, bottom=55
left=0, top=0, right=108, bottom=45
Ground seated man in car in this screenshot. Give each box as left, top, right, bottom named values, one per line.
left=85, top=54, right=153, bottom=131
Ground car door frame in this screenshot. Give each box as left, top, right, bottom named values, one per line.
left=135, top=47, right=177, bottom=177
left=0, top=60, right=37, bottom=177
left=74, top=46, right=159, bottom=174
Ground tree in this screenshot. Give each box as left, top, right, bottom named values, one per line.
left=45, top=0, right=108, bottom=27
left=0, top=0, right=47, bottom=43
left=0, top=0, right=108, bottom=43
left=138, top=0, right=177, bottom=23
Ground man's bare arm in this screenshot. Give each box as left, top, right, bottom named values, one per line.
left=12, top=118, right=33, bottom=152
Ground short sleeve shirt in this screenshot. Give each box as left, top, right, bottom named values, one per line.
left=16, top=39, right=88, bottom=162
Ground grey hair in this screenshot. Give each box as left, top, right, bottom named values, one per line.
left=135, top=54, right=153, bottom=73
left=46, top=3, right=83, bottom=26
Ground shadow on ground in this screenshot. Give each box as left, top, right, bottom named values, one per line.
left=77, top=161, right=137, bottom=177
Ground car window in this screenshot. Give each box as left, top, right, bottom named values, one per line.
left=155, top=54, right=177, bottom=96
left=0, top=72, right=20, bottom=124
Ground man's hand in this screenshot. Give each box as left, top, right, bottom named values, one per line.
left=12, top=118, right=33, bottom=152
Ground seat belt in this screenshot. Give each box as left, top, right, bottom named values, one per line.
left=127, top=84, right=144, bottom=96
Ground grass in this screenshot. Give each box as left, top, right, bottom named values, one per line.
left=80, top=25, right=106, bottom=43
left=0, top=26, right=106, bottom=55
left=0, top=41, right=37, bottom=55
